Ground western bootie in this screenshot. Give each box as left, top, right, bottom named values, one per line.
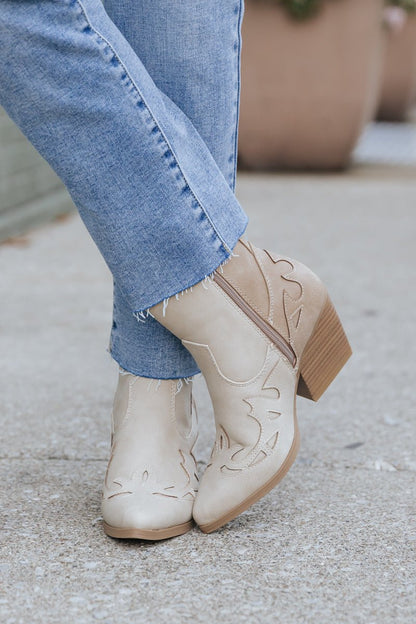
left=150, top=239, right=351, bottom=533
left=102, top=372, right=199, bottom=540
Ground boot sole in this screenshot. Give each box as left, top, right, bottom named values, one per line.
left=103, top=519, right=194, bottom=541
left=197, top=416, right=300, bottom=534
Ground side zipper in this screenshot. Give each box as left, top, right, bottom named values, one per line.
left=213, top=271, right=297, bottom=368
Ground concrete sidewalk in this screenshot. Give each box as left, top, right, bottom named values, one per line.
left=0, top=170, right=415, bottom=623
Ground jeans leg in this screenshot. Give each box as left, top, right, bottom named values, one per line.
left=0, top=0, right=248, bottom=373
left=104, top=0, right=244, bottom=378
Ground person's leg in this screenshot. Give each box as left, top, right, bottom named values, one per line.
left=104, top=0, right=241, bottom=189
left=0, top=0, right=247, bottom=320
left=98, top=0, right=246, bottom=540
left=0, top=0, right=246, bottom=539
left=104, top=0, right=244, bottom=379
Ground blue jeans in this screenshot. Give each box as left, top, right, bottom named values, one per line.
left=0, top=0, right=247, bottom=378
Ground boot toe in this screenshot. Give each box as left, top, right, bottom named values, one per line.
left=102, top=491, right=194, bottom=534
left=193, top=421, right=299, bottom=533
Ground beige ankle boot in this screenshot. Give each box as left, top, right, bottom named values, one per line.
left=150, top=239, right=351, bottom=533
left=102, top=372, right=199, bottom=540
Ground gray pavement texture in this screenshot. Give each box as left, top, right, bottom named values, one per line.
left=1, top=170, right=415, bottom=624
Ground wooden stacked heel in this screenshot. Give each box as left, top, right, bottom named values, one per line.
left=297, top=296, right=352, bottom=402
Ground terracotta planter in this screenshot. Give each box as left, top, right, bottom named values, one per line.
left=238, top=0, right=385, bottom=170
left=377, top=12, right=416, bottom=121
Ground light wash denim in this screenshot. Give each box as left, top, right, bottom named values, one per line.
left=0, top=0, right=247, bottom=378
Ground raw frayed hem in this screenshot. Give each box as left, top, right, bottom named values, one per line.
left=133, top=250, right=239, bottom=322
left=107, top=348, right=201, bottom=380
left=174, top=376, right=194, bottom=395
left=118, top=365, right=196, bottom=393
left=134, top=308, right=155, bottom=323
